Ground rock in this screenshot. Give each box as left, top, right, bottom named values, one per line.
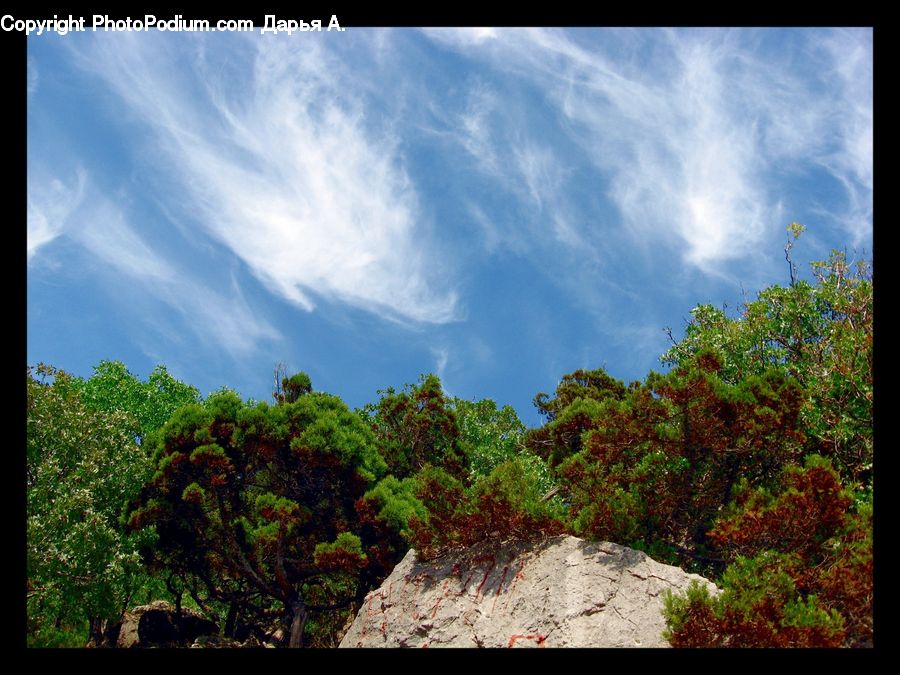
left=340, top=535, right=718, bottom=648
left=189, top=633, right=274, bottom=649
left=116, top=600, right=219, bottom=648
left=191, top=635, right=241, bottom=648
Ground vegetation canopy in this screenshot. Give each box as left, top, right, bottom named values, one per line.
left=26, top=233, right=873, bottom=648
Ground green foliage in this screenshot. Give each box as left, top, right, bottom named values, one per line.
left=452, top=397, right=523, bottom=476
left=359, top=384, right=560, bottom=567
left=129, top=377, right=389, bottom=647
left=662, top=248, right=872, bottom=488
left=27, top=364, right=156, bottom=646
left=26, top=240, right=872, bottom=649
left=26, top=617, right=90, bottom=648
left=452, top=397, right=556, bottom=494
left=709, top=455, right=851, bottom=559
left=408, top=459, right=565, bottom=559
left=65, top=360, right=200, bottom=442
left=360, top=476, right=428, bottom=536
left=787, top=221, right=806, bottom=240
left=520, top=242, right=872, bottom=647
left=354, top=475, right=428, bottom=595
left=555, top=363, right=805, bottom=566
left=532, top=368, right=628, bottom=422
left=665, top=459, right=871, bottom=647
left=314, top=533, right=367, bottom=570
left=527, top=368, right=628, bottom=467
left=471, top=458, right=567, bottom=530
left=276, top=372, right=312, bottom=404
left=366, top=374, right=469, bottom=480
left=663, top=553, right=846, bottom=647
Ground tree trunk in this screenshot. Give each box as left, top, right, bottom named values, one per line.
left=288, top=599, right=308, bottom=648
left=87, top=615, right=104, bottom=647
left=224, top=600, right=239, bottom=638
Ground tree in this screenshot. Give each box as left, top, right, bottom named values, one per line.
left=273, top=364, right=312, bottom=404
left=662, top=240, right=872, bottom=489
left=364, top=374, right=469, bottom=481
left=358, top=386, right=562, bottom=562
left=523, top=243, right=873, bottom=646
left=451, top=396, right=555, bottom=494
left=652, top=238, right=874, bottom=647
left=64, top=360, right=200, bottom=443
left=128, top=375, right=389, bottom=648
left=554, top=360, right=805, bottom=569
left=526, top=368, right=628, bottom=467
left=663, top=457, right=872, bottom=647
left=27, top=365, right=155, bottom=646
left=399, top=458, right=565, bottom=560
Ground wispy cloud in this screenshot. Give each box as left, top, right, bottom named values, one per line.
left=817, top=29, right=873, bottom=244
left=465, top=202, right=505, bottom=255
left=443, top=79, right=580, bottom=256
left=486, top=29, right=773, bottom=270
left=75, top=200, right=176, bottom=282
left=431, top=346, right=449, bottom=382
left=513, top=143, right=565, bottom=212
left=456, top=84, right=502, bottom=178
left=27, top=54, right=38, bottom=99
left=27, top=167, right=85, bottom=261
left=426, top=27, right=498, bottom=47
left=60, top=186, right=281, bottom=358
left=70, top=32, right=459, bottom=325
left=426, top=27, right=873, bottom=272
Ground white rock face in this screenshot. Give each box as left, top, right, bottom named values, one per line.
left=340, top=535, right=718, bottom=648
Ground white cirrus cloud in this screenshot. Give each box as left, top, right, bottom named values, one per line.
left=431, top=346, right=449, bottom=382
left=425, top=27, right=872, bottom=272
left=27, top=167, right=86, bottom=261
left=67, top=191, right=281, bottom=359
left=817, top=29, right=873, bottom=244
left=74, top=199, right=176, bottom=283
left=70, top=32, right=459, bottom=325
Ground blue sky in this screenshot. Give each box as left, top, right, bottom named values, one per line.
left=27, top=27, right=872, bottom=426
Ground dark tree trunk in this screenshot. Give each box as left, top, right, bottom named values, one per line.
left=288, top=599, right=308, bottom=648
left=172, top=588, right=184, bottom=639
left=224, top=600, right=239, bottom=638
left=87, top=615, right=104, bottom=647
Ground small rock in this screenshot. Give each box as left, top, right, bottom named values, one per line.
left=117, top=600, right=218, bottom=648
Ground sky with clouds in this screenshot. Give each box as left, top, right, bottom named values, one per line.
left=27, top=27, right=872, bottom=425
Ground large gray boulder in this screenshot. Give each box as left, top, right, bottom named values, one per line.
left=340, top=535, right=718, bottom=648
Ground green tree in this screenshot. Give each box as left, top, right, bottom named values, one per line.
left=274, top=371, right=312, bottom=404
left=65, top=360, right=200, bottom=443
left=27, top=365, right=155, bottom=646
left=404, top=459, right=565, bottom=560
left=663, top=457, right=872, bottom=647
left=451, top=396, right=555, bottom=494
left=358, top=387, right=561, bottom=562
left=522, top=243, right=873, bottom=646
left=662, top=239, right=872, bottom=488
left=355, top=474, right=429, bottom=588
left=554, top=360, right=805, bottom=568
left=43, top=360, right=202, bottom=643
left=526, top=368, right=628, bottom=467
left=128, top=374, right=389, bottom=647
left=364, top=374, right=469, bottom=480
